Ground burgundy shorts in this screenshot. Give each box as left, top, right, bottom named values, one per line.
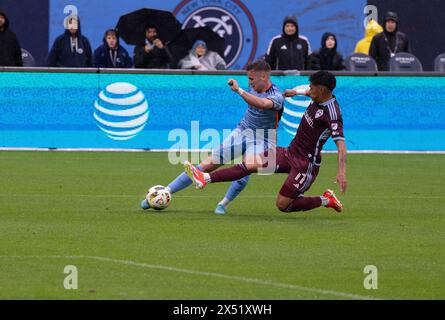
left=275, top=147, right=320, bottom=198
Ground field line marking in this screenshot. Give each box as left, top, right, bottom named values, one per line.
left=0, top=255, right=382, bottom=300
left=0, top=193, right=443, bottom=200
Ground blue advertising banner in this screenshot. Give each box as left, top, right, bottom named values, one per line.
left=0, top=71, right=444, bottom=151
left=49, top=0, right=367, bottom=69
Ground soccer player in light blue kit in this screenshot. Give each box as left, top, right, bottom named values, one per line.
left=141, top=60, right=284, bottom=214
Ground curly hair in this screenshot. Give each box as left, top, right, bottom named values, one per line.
left=310, top=71, right=336, bottom=92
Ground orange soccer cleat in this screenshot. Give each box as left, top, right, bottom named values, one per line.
left=184, top=161, right=207, bottom=190
left=323, top=189, right=343, bottom=213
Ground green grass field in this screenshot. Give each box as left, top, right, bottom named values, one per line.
left=0, top=151, right=444, bottom=300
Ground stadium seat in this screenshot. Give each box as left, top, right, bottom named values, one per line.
left=345, top=53, right=378, bottom=72
left=21, top=48, right=36, bottom=67
left=389, top=52, right=423, bottom=72
left=434, top=53, right=445, bottom=72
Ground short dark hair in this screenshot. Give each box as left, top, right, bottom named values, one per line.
left=310, top=71, right=336, bottom=92
left=105, top=29, right=118, bottom=38
left=145, top=24, right=157, bottom=32
left=246, top=60, right=271, bottom=73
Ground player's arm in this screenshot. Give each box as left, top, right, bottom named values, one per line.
left=227, top=79, right=274, bottom=110
left=283, top=88, right=310, bottom=97
left=335, top=139, right=347, bottom=194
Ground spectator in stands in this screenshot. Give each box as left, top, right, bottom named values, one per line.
left=369, top=11, right=410, bottom=71
left=0, top=11, right=23, bottom=66
left=179, top=40, right=226, bottom=71
left=309, top=32, right=345, bottom=71
left=93, top=29, right=132, bottom=68
left=265, top=16, right=311, bottom=71
left=355, top=19, right=383, bottom=55
left=47, top=17, right=93, bottom=67
left=134, top=25, right=172, bottom=69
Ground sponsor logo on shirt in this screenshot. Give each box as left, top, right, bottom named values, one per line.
left=304, top=111, right=314, bottom=128
left=315, top=110, right=324, bottom=119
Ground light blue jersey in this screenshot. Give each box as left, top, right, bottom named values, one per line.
left=212, top=83, right=284, bottom=164
left=237, top=83, right=285, bottom=130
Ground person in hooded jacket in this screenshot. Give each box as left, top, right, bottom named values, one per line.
left=369, top=11, right=410, bottom=71
left=355, top=19, right=383, bottom=55
left=309, top=32, right=345, bottom=71
left=179, top=40, right=226, bottom=71
left=47, top=17, right=93, bottom=68
left=93, top=29, right=132, bottom=68
left=265, top=16, right=311, bottom=71
left=0, top=11, right=23, bottom=66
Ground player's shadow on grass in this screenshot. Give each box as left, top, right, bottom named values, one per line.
left=175, top=208, right=345, bottom=224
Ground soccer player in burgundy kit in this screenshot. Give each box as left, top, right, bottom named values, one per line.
left=185, top=71, right=346, bottom=213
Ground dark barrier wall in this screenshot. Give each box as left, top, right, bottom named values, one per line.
left=369, top=0, right=445, bottom=71
left=0, top=0, right=49, bottom=66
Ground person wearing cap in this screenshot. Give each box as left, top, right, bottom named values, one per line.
left=265, top=15, right=311, bottom=71
left=178, top=40, right=226, bottom=71
left=93, top=29, right=132, bottom=68
left=0, top=11, right=23, bottom=66
left=369, top=11, right=410, bottom=71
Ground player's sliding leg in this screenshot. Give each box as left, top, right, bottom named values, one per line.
left=273, top=149, right=343, bottom=213
left=184, top=159, right=259, bottom=190
left=214, top=176, right=250, bottom=214
left=276, top=191, right=342, bottom=213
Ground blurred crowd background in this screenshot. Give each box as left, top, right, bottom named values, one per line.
left=1, top=0, right=445, bottom=71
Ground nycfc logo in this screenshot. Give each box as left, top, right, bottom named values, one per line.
left=94, top=82, right=149, bottom=141
left=174, top=0, right=257, bottom=69
left=281, top=85, right=311, bottom=136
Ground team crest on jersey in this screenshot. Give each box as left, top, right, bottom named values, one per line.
left=173, top=0, right=257, bottom=69
left=315, top=110, right=324, bottom=119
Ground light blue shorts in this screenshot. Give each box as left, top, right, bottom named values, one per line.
left=211, top=128, right=276, bottom=164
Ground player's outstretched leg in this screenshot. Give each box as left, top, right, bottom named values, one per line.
left=276, top=190, right=343, bottom=213
left=214, top=175, right=251, bottom=214
left=167, top=164, right=204, bottom=193
left=140, top=164, right=205, bottom=210
left=184, top=161, right=254, bottom=190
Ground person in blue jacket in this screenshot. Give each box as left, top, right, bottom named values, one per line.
left=93, top=29, right=132, bottom=68
left=47, top=16, right=92, bottom=67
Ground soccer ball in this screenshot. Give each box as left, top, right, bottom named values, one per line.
left=146, top=185, right=171, bottom=210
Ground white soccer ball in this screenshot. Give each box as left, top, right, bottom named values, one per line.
left=146, top=185, right=171, bottom=210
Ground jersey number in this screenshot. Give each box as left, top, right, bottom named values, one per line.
left=293, top=173, right=307, bottom=189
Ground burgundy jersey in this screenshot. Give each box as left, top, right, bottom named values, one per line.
left=288, top=96, right=344, bottom=164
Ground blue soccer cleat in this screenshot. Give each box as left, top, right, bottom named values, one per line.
left=214, top=204, right=227, bottom=215
left=140, top=199, right=150, bottom=210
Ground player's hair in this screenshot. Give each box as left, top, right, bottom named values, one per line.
left=246, top=60, right=271, bottom=73
left=310, top=71, right=336, bottom=92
